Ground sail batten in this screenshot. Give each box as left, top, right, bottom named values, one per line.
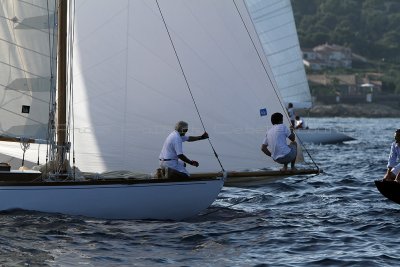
left=246, top=0, right=312, bottom=109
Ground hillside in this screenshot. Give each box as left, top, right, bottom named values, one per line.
left=291, top=0, right=400, bottom=93
left=292, top=0, right=400, bottom=61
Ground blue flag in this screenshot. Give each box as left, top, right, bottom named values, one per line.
left=259, top=108, right=267, bottom=117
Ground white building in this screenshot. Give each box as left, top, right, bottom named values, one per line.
left=303, top=43, right=352, bottom=70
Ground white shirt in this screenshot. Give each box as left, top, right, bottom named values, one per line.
left=387, top=142, right=400, bottom=168
left=287, top=107, right=295, bottom=121
left=295, top=118, right=305, bottom=129
left=159, top=130, right=189, bottom=160
left=263, top=124, right=291, bottom=160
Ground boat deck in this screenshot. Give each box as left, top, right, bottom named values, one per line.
left=191, top=168, right=322, bottom=187
left=0, top=168, right=321, bottom=188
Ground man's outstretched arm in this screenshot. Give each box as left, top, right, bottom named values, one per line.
left=188, top=132, right=209, bottom=142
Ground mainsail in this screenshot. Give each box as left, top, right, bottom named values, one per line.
left=246, top=0, right=312, bottom=109
left=72, top=0, right=291, bottom=173
left=0, top=0, right=56, bottom=141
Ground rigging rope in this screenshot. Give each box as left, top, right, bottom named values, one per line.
left=232, top=0, right=319, bottom=170
left=19, top=138, right=30, bottom=167
left=155, top=0, right=225, bottom=172
left=67, top=0, right=77, bottom=179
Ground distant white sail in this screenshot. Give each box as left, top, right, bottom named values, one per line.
left=72, top=0, right=292, bottom=173
left=0, top=0, right=56, bottom=140
left=246, top=0, right=312, bottom=109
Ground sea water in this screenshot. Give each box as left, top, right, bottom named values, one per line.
left=0, top=118, right=399, bottom=266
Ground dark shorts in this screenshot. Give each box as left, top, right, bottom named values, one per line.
left=275, top=143, right=297, bottom=164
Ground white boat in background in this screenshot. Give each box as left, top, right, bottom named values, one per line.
left=245, top=0, right=355, bottom=144
left=296, top=129, right=355, bottom=144
left=0, top=0, right=319, bottom=219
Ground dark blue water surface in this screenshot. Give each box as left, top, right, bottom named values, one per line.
left=1, top=118, right=400, bottom=266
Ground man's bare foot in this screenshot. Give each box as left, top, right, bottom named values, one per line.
left=290, top=167, right=297, bottom=173
left=280, top=167, right=287, bottom=172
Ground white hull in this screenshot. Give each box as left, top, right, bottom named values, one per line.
left=0, top=178, right=224, bottom=220
left=296, top=129, right=355, bottom=144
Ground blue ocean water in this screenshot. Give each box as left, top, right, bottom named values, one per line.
left=1, top=118, right=399, bottom=266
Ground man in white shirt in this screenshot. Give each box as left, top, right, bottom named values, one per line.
left=383, top=129, right=400, bottom=182
left=261, top=112, right=297, bottom=172
left=159, top=121, right=208, bottom=178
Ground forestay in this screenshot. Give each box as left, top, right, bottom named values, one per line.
left=72, top=0, right=291, bottom=174
left=246, top=0, right=312, bottom=109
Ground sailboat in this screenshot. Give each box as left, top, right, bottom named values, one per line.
left=0, top=0, right=319, bottom=220
left=245, top=0, right=355, bottom=144
left=0, top=0, right=226, bottom=220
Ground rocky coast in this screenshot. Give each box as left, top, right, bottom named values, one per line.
left=296, top=103, right=400, bottom=118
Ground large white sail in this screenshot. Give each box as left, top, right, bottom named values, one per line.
left=0, top=0, right=56, bottom=140
left=72, top=0, right=291, bottom=174
left=246, top=0, right=312, bottom=109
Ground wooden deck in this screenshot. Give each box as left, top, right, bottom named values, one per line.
left=0, top=168, right=321, bottom=188
left=191, top=168, right=322, bottom=187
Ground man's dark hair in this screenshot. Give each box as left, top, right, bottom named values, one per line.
left=271, top=112, right=283, bottom=125
left=396, top=129, right=400, bottom=133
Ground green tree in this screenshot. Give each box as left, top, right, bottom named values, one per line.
left=291, top=0, right=318, bottom=15
left=293, top=0, right=400, bottom=61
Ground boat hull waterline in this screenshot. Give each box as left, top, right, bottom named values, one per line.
left=0, top=178, right=224, bottom=220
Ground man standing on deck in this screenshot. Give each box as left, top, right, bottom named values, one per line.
left=261, top=112, right=297, bottom=172
left=287, top=102, right=295, bottom=127
left=383, top=129, right=400, bottom=182
left=159, top=121, right=208, bottom=178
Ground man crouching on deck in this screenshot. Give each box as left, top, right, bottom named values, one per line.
left=261, top=112, right=297, bottom=172
left=383, top=129, right=400, bottom=182
left=159, top=121, right=209, bottom=178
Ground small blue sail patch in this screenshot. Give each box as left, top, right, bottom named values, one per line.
left=259, top=108, right=267, bottom=117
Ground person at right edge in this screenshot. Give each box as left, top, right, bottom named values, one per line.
left=383, top=129, right=400, bottom=182
left=261, top=112, right=297, bottom=172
